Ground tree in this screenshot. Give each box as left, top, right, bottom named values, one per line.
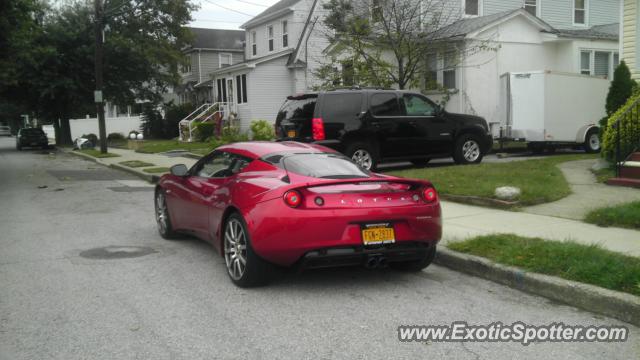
left=0, top=0, right=197, bottom=144
left=319, top=0, right=470, bottom=90
left=606, top=61, right=637, bottom=116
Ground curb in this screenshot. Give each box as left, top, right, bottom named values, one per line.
left=434, top=248, right=640, bottom=326
left=440, top=194, right=519, bottom=209
left=63, top=149, right=159, bottom=184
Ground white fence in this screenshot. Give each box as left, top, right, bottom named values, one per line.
left=69, top=116, right=142, bottom=140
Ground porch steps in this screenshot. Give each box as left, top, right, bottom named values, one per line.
left=606, top=153, right=640, bottom=188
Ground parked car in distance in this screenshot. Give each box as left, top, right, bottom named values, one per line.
left=275, top=88, right=493, bottom=170
left=0, top=126, right=11, bottom=137
left=16, top=128, right=49, bottom=150
left=155, top=141, right=442, bottom=287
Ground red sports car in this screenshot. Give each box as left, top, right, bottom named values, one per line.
left=155, top=141, right=441, bottom=287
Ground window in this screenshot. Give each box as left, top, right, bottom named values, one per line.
left=251, top=31, right=257, bottom=56
left=443, top=52, right=457, bottom=89
left=322, top=93, right=363, bottom=123
left=282, top=21, right=288, bottom=48
left=276, top=95, right=318, bottom=123
left=194, top=151, right=251, bottom=178
left=425, top=54, right=438, bottom=90
left=370, top=93, right=401, bottom=116
left=524, top=0, right=538, bottom=16
left=268, top=153, right=370, bottom=179
left=235, top=74, right=248, bottom=104
left=371, top=0, right=384, bottom=22
left=574, top=0, right=586, bottom=25
left=216, top=78, right=227, bottom=102
left=219, top=53, right=232, bottom=68
left=594, top=51, right=610, bottom=78
left=180, top=55, right=192, bottom=74
left=580, top=51, right=591, bottom=75
left=464, top=0, right=479, bottom=16
left=267, top=25, right=274, bottom=52
left=341, top=60, right=355, bottom=86
left=403, top=94, right=437, bottom=116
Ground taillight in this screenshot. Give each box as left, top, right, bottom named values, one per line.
left=312, top=118, right=325, bottom=141
left=423, top=187, right=437, bottom=203
left=284, top=190, right=302, bottom=208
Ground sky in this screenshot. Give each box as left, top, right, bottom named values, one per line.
left=189, top=0, right=281, bottom=30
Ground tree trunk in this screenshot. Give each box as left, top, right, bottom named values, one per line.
left=58, top=117, right=73, bottom=145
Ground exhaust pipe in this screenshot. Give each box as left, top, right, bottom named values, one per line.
left=365, top=256, right=380, bottom=269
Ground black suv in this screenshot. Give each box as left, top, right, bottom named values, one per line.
left=275, top=89, right=492, bottom=170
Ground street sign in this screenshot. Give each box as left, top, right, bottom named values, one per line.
left=94, top=90, right=103, bottom=103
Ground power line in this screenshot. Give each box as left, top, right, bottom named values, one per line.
left=231, top=0, right=269, bottom=7
left=202, top=0, right=256, bottom=17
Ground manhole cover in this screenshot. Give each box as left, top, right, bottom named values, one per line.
left=79, top=246, right=157, bottom=259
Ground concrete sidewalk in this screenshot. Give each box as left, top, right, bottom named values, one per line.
left=66, top=147, right=640, bottom=257
left=442, top=201, right=640, bottom=257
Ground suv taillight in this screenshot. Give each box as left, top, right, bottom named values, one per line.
left=312, top=118, right=325, bottom=141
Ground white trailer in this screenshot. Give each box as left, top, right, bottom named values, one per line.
left=497, top=70, right=608, bottom=153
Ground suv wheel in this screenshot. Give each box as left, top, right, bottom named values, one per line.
left=453, top=134, right=483, bottom=165
left=345, top=142, right=378, bottom=171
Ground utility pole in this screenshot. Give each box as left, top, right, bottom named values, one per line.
left=94, top=0, right=107, bottom=153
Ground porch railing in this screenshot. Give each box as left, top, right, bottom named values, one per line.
left=178, top=102, right=229, bottom=142
left=612, top=96, right=640, bottom=177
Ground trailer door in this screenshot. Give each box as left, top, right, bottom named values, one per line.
left=510, top=73, right=545, bottom=142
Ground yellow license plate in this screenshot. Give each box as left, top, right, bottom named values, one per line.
left=362, top=224, right=395, bottom=245
left=287, top=130, right=297, bottom=138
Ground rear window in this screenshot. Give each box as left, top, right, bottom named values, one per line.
left=266, top=153, right=370, bottom=179
left=321, top=93, right=362, bottom=122
left=20, top=128, right=44, bottom=135
left=276, top=96, right=317, bottom=122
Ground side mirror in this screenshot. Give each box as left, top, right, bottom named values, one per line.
left=170, top=164, right=189, bottom=177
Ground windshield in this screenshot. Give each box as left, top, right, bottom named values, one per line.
left=274, top=153, right=371, bottom=179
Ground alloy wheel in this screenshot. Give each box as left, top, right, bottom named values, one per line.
left=155, top=192, right=168, bottom=235
left=352, top=149, right=373, bottom=170
left=589, top=133, right=600, bottom=151
left=462, top=140, right=480, bottom=162
left=224, top=218, right=247, bottom=281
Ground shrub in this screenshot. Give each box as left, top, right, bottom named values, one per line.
left=606, top=61, right=635, bottom=116
left=602, top=92, right=640, bottom=161
left=250, top=120, right=275, bottom=141
left=164, top=102, right=195, bottom=139
left=140, top=104, right=164, bottom=139
left=81, top=133, right=98, bottom=145
left=194, top=122, right=215, bottom=142
left=221, top=125, right=249, bottom=143
left=107, top=132, right=126, bottom=141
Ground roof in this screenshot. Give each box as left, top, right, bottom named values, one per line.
left=553, top=23, right=619, bottom=41
left=241, top=0, right=301, bottom=29
left=219, top=141, right=334, bottom=159
left=210, top=49, right=294, bottom=76
left=426, top=9, right=553, bottom=40
left=185, top=27, right=244, bottom=50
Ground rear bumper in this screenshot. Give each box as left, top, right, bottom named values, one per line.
left=243, top=198, right=442, bottom=267
left=299, top=241, right=432, bottom=270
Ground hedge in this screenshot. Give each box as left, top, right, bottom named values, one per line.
left=602, top=93, right=640, bottom=161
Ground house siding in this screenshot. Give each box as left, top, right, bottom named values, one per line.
left=245, top=56, right=295, bottom=128
left=622, top=0, right=638, bottom=78
left=244, top=11, right=298, bottom=60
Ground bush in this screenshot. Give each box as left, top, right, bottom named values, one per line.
left=107, top=132, right=125, bottom=141
left=250, top=120, right=275, bottom=141
left=221, top=125, right=249, bottom=143
left=141, top=104, right=164, bottom=139
left=194, top=122, right=215, bottom=142
left=164, top=102, right=195, bottom=139
left=81, top=133, right=98, bottom=145
left=606, top=61, right=635, bottom=116
left=602, top=92, right=640, bottom=161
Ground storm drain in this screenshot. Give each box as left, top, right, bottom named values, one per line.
left=79, top=246, right=157, bottom=260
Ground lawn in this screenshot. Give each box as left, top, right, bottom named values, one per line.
left=585, top=201, right=640, bottom=230
left=119, top=160, right=155, bottom=168
left=389, top=154, right=597, bottom=206
left=143, top=167, right=171, bottom=174
left=78, top=149, right=120, bottom=158
left=135, top=140, right=218, bottom=154
left=448, top=234, right=640, bottom=296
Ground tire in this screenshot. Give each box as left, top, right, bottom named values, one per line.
left=453, top=134, right=484, bottom=165
left=410, top=158, right=431, bottom=167
left=390, top=245, right=437, bottom=272
left=584, top=129, right=601, bottom=153
left=345, top=141, right=379, bottom=171
left=155, top=189, right=178, bottom=239
left=223, top=213, right=272, bottom=287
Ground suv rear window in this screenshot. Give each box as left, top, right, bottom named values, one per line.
left=266, top=153, right=370, bottom=179
left=276, top=95, right=317, bottom=122
left=20, top=128, right=44, bottom=135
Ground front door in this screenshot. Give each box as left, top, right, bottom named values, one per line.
left=368, top=92, right=422, bottom=158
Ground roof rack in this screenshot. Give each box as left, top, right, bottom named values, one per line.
left=327, top=85, right=394, bottom=91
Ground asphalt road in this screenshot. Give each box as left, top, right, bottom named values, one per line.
left=0, top=137, right=637, bottom=359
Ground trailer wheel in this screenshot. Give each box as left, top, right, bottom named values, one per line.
left=584, top=129, right=601, bottom=153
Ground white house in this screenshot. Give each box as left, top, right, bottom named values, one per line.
left=209, top=0, right=330, bottom=131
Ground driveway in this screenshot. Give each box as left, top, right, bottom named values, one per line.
left=0, top=138, right=637, bottom=359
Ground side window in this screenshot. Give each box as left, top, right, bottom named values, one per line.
left=403, top=94, right=436, bottom=116
left=370, top=93, right=401, bottom=117
left=321, top=93, right=363, bottom=122
left=193, top=152, right=251, bottom=178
